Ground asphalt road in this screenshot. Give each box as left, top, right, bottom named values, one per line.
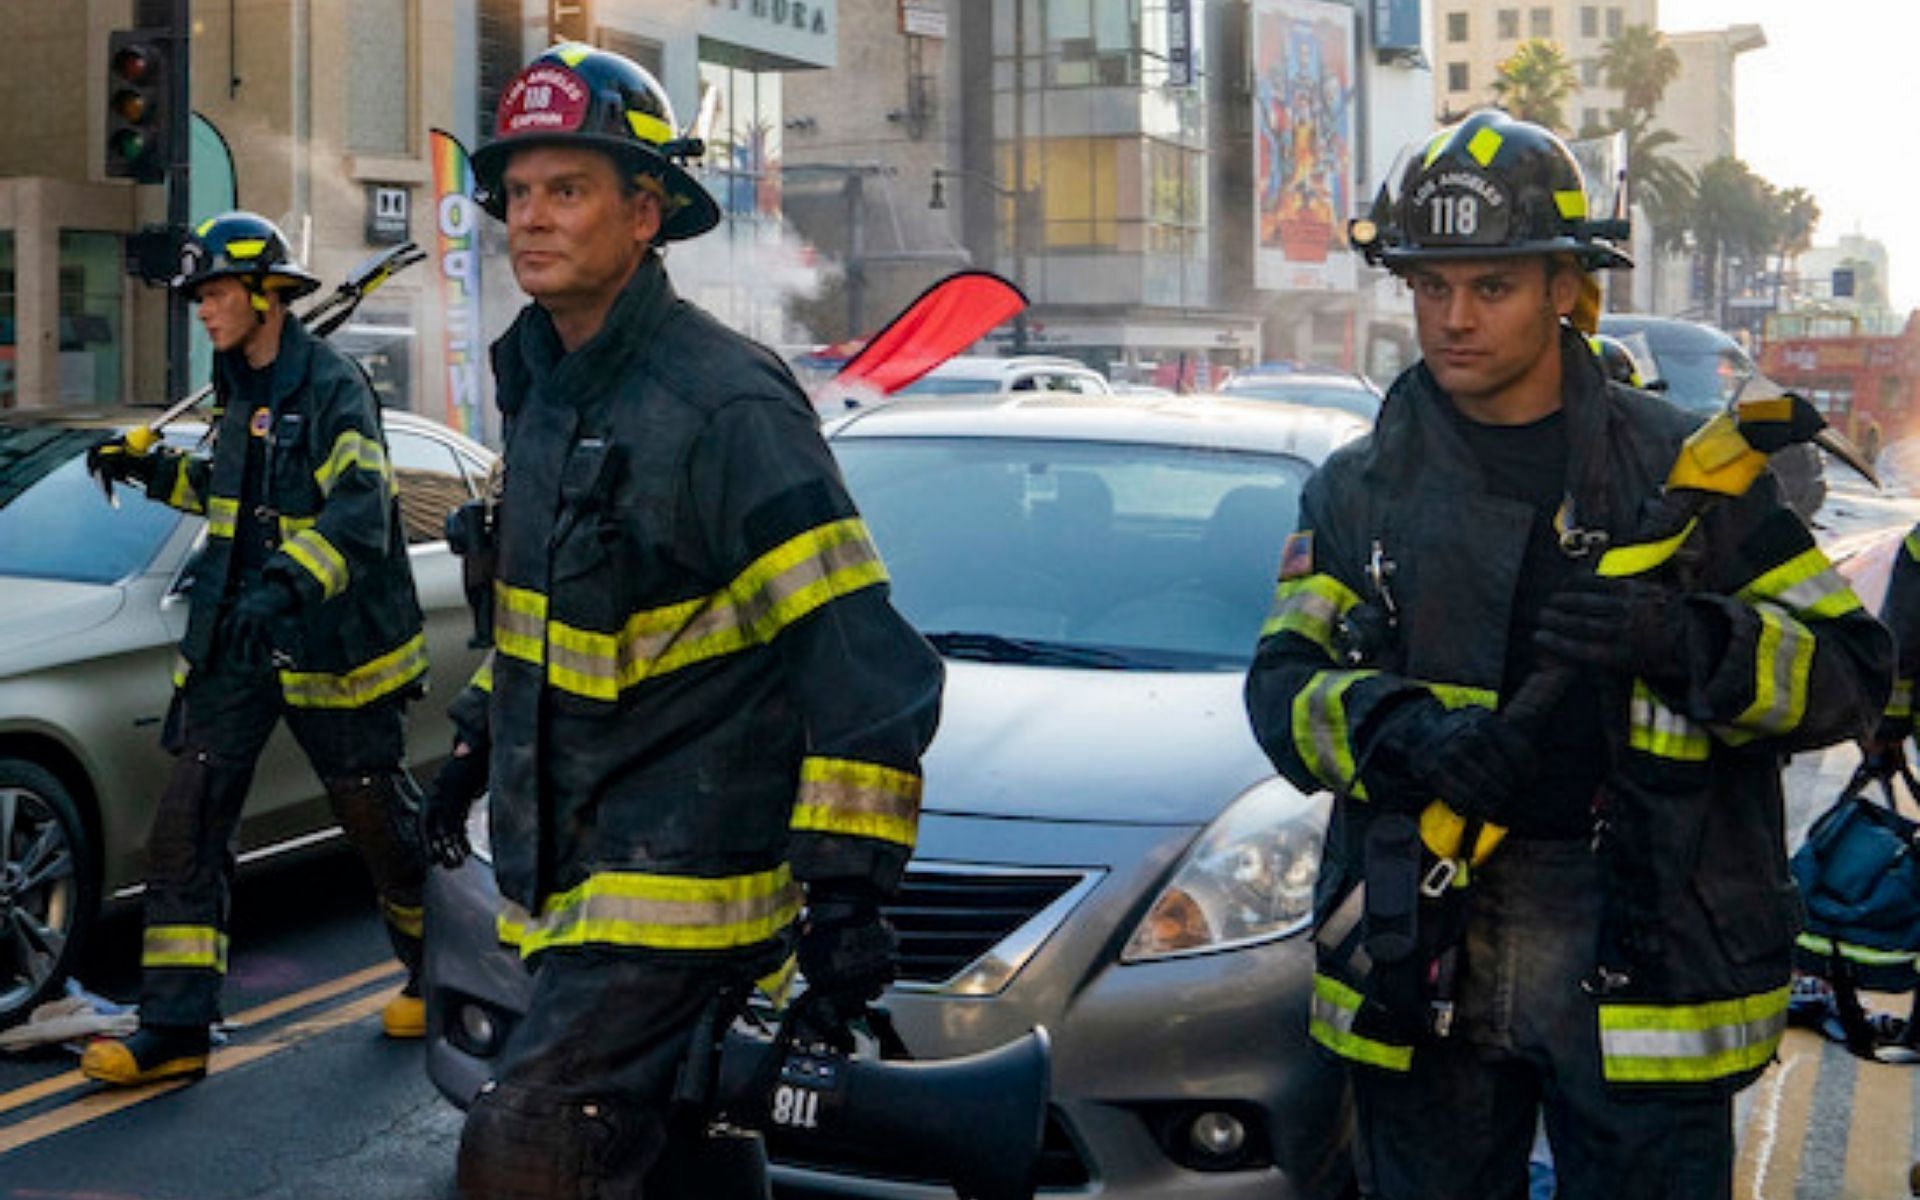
left=0, top=847, right=465, bottom=1200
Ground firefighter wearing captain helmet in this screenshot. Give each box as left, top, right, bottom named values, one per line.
left=80, top=211, right=433, bottom=1086
left=1244, top=111, right=1889, bottom=1198
left=415, top=44, right=942, bottom=1198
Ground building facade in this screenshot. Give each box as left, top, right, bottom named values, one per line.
left=1430, top=0, right=1656, bottom=129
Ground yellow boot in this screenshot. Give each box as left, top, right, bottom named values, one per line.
left=381, top=984, right=426, bottom=1039
left=80, top=1025, right=210, bottom=1087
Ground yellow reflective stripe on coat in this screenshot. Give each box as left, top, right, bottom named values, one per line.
left=1907, top=530, right=1920, bottom=562
left=504, top=518, right=888, bottom=702
left=206, top=496, right=239, bottom=539
left=142, top=924, right=229, bottom=972
left=1888, top=679, right=1914, bottom=721
left=278, top=632, right=428, bottom=709
left=495, top=865, right=802, bottom=957
left=1737, top=545, right=1862, bottom=621
left=494, top=582, right=548, bottom=667
left=792, top=756, right=921, bottom=847
left=1628, top=680, right=1710, bottom=762
left=1308, top=973, right=1413, bottom=1071
left=1429, top=683, right=1497, bottom=710
left=1292, top=670, right=1376, bottom=799
left=278, top=513, right=317, bottom=540
left=1796, top=932, right=1920, bottom=973
left=1733, top=603, right=1815, bottom=735
left=168, top=465, right=204, bottom=514
left=284, top=528, right=350, bottom=599
left=1261, top=573, right=1361, bottom=652
left=1598, top=986, right=1788, bottom=1084
left=381, top=897, right=425, bottom=939
left=1597, top=518, right=1699, bottom=578
left=313, top=429, right=393, bottom=496
left=470, top=651, right=495, bottom=694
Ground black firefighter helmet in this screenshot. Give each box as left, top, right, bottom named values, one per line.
left=171, top=211, right=321, bottom=304
left=1349, top=110, right=1631, bottom=271
left=470, top=42, right=720, bottom=242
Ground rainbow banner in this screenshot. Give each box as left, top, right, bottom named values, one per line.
left=430, top=129, right=486, bottom=440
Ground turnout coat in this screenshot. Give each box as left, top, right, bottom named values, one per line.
left=451, top=256, right=943, bottom=964
left=1246, top=330, right=1890, bottom=1096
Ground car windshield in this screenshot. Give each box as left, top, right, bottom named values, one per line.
left=0, top=427, right=183, bottom=584
left=892, top=375, right=1003, bottom=396
left=1221, top=380, right=1380, bottom=420
left=835, top=435, right=1312, bottom=670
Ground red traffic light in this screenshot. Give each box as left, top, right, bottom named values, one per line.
left=112, top=43, right=156, bottom=83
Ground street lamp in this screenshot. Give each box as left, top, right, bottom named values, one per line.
left=929, top=167, right=1033, bottom=353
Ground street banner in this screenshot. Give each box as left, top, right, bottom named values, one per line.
left=1252, top=0, right=1357, bottom=292
left=830, top=270, right=1029, bottom=399
left=430, top=129, right=486, bottom=441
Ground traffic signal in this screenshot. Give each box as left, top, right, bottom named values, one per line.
left=105, top=28, right=171, bottom=182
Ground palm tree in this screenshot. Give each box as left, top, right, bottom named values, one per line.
left=1599, top=24, right=1682, bottom=122
left=1773, top=186, right=1821, bottom=300
left=1492, top=39, right=1579, bottom=132
left=1688, top=157, right=1779, bottom=325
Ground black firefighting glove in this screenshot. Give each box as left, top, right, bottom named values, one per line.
left=798, top=885, right=898, bottom=1025
left=1534, top=574, right=1690, bottom=682
left=86, top=435, right=159, bottom=487
left=1863, top=714, right=1913, bottom=781
left=1368, top=700, right=1539, bottom=827
left=224, top=578, right=302, bottom=669
left=421, top=738, right=488, bottom=868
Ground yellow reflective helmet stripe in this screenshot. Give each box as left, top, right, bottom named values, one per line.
left=278, top=632, right=428, bottom=709
left=1261, top=573, right=1362, bottom=652
left=284, top=527, right=350, bottom=600
left=1309, top=973, right=1414, bottom=1071
left=206, top=496, right=239, bottom=539
left=792, top=755, right=922, bottom=847
left=142, top=924, right=229, bottom=972
left=1554, top=189, right=1587, bottom=219
left=627, top=109, right=674, bottom=146
left=1598, top=987, right=1788, bottom=1084
left=496, top=865, right=802, bottom=957
left=1467, top=126, right=1504, bottom=167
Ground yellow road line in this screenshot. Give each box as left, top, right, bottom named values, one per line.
left=1843, top=1050, right=1913, bottom=1199
left=0, top=988, right=394, bottom=1155
left=1737, top=1028, right=1823, bottom=1199
left=0, top=962, right=402, bottom=1121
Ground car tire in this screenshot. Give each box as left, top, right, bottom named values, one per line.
left=0, top=758, right=98, bottom=1028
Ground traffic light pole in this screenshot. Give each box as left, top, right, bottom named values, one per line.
left=135, top=0, right=191, bottom=403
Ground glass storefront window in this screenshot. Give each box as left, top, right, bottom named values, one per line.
left=58, top=232, right=122, bottom=406
left=0, top=232, right=14, bottom=407
left=696, top=59, right=784, bottom=223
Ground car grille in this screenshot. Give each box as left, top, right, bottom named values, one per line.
left=885, top=863, right=1093, bottom=987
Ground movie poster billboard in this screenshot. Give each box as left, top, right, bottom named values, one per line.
left=430, top=128, right=486, bottom=441
left=1252, top=0, right=1357, bottom=291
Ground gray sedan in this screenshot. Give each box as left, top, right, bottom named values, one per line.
left=422, top=393, right=1367, bottom=1199
left=0, top=408, right=493, bottom=1027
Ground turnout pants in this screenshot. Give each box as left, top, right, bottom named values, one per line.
left=458, top=949, right=775, bottom=1200
left=138, top=649, right=427, bottom=1027
left=1351, top=838, right=1735, bottom=1200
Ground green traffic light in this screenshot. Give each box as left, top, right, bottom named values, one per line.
left=111, top=128, right=149, bottom=163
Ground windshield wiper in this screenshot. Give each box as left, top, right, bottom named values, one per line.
left=923, top=631, right=1140, bottom=669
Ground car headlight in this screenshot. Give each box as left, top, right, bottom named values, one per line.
left=1122, top=779, right=1329, bottom=962
left=465, top=798, right=493, bottom=865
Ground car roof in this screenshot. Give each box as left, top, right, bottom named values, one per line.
left=917, top=355, right=1103, bottom=379
left=1224, top=371, right=1379, bottom=393
left=827, top=391, right=1370, bottom=462
left=0, top=405, right=487, bottom=449
left=1599, top=314, right=1745, bottom=356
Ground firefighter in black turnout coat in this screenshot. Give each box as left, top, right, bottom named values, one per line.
left=418, top=45, right=943, bottom=1198
left=1244, top=113, right=1889, bottom=1199
left=81, top=212, right=431, bottom=1086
